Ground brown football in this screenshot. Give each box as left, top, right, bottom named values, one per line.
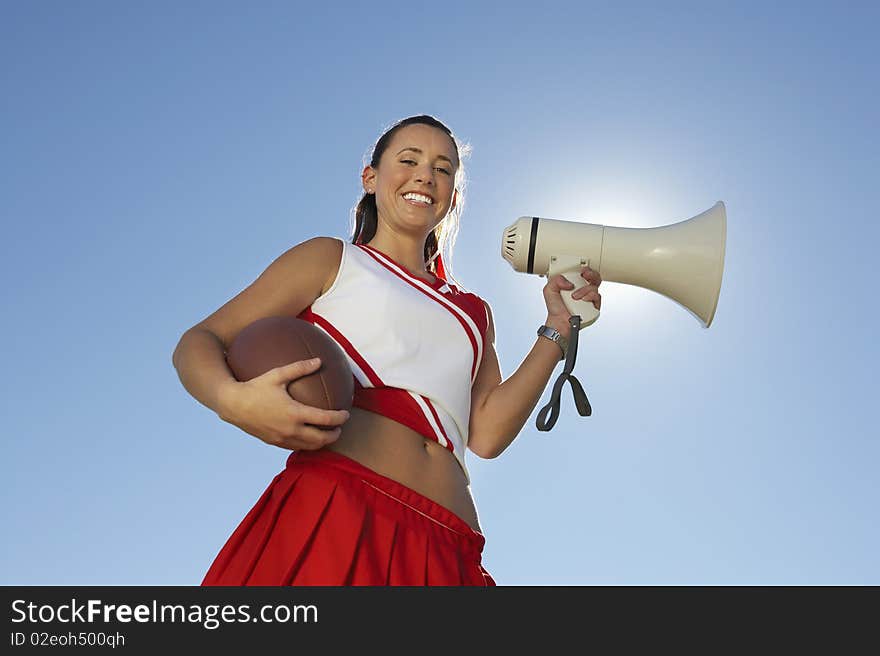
left=226, top=316, right=354, bottom=412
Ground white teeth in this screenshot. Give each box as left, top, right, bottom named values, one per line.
left=403, top=193, right=433, bottom=204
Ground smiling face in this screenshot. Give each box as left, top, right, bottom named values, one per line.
left=363, top=123, right=459, bottom=238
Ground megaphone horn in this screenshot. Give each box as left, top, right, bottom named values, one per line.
left=501, top=201, right=727, bottom=329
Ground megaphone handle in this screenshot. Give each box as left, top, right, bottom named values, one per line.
left=560, top=272, right=600, bottom=329
left=536, top=315, right=592, bottom=431
left=548, top=256, right=600, bottom=329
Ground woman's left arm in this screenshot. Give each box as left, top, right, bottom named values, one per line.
left=467, top=265, right=602, bottom=459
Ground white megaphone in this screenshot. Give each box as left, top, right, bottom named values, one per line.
left=501, top=201, right=727, bottom=330
left=501, top=201, right=727, bottom=430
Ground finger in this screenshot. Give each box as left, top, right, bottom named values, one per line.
left=581, top=268, right=602, bottom=286
left=294, top=403, right=351, bottom=427
left=572, top=284, right=598, bottom=299
left=274, top=357, right=322, bottom=382
left=309, top=425, right=342, bottom=447
left=575, top=290, right=602, bottom=309
left=286, top=425, right=342, bottom=449
left=557, top=274, right=575, bottom=288
left=549, top=275, right=575, bottom=291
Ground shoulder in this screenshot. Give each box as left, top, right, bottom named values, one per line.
left=305, top=235, right=344, bottom=255
left=299, top=236, right=345, bottom=296
left=266, top=235, right=346, bottom=298
left=454, top=290, right=493, bottom=341
left=278, top=235, right=342, bottom=259
left=478, top=297, right=495, bottom=341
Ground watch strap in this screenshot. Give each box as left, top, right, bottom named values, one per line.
left=537, top=324, right=568, bottom=360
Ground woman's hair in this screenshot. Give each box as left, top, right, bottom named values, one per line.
left=351, top=114, right=471, bottom=288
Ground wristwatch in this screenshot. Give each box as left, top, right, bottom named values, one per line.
left=537, top=325, right=568, bottom=360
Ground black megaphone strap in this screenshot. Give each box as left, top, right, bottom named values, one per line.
left=536, top=315, right=592, bottom=431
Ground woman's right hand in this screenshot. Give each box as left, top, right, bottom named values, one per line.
left=218, top=358, right=351, bottom=451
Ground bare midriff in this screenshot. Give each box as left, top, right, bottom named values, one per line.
left=322, top=407, right=482, bottom=534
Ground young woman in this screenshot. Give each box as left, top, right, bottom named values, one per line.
left=172, top=114, right=602, bottom=586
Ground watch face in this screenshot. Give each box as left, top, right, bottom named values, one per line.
left=539, top=326, right=559, bottom=341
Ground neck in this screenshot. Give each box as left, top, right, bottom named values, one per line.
left=364, top=234, right=432, bottom=277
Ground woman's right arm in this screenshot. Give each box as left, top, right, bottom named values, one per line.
left=172, top=328, right=241, bottom=420
left=171, top=236, right=349, bottom=448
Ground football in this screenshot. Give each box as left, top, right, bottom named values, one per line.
left=226, top=316, right=354, bottom=412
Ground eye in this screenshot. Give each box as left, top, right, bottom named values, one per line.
left=401, top=159, right=451, bottom=175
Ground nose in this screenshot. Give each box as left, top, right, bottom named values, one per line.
left=414, top=164, right=435, bottom=185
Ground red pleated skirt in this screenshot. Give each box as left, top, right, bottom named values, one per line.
left=201, top=448, right=496, bottom=586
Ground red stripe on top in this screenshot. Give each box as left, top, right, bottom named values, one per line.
left=350, top=383, right=447, bottom=448
left=357, top=243, right=488, bottom=343
left=356, top=244, right=481, bottom=381
left=299, top=307, right=452, bottom=451
left=298, top=307, right=384, bottom=387
left=434, top=250, right=447, bottom=281
left=450, top=292, right=488, bottom=340
left=358, top=243, right=449, bottom=290
left=423, top=397, right=455, bottom=453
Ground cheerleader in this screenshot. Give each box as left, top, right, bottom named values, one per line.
left=172, top=114, right=602, bottom=585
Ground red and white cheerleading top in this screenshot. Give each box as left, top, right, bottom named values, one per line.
left=297, top=238, right=488, bottom=483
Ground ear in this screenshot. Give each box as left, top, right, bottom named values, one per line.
left=362, top=165, right=376, bottom=194
left=451, top=188, right=458, bottom=210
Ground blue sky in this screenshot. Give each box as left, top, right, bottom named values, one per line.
left=2, top=0, right=877, bottom=585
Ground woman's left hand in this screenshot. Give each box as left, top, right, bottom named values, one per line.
left=542, top=265, right=602, bottom=337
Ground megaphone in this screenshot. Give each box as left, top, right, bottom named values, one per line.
left=501, top=201, right=727, bottom=431
left=501, top=201, right=727, bottom=329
